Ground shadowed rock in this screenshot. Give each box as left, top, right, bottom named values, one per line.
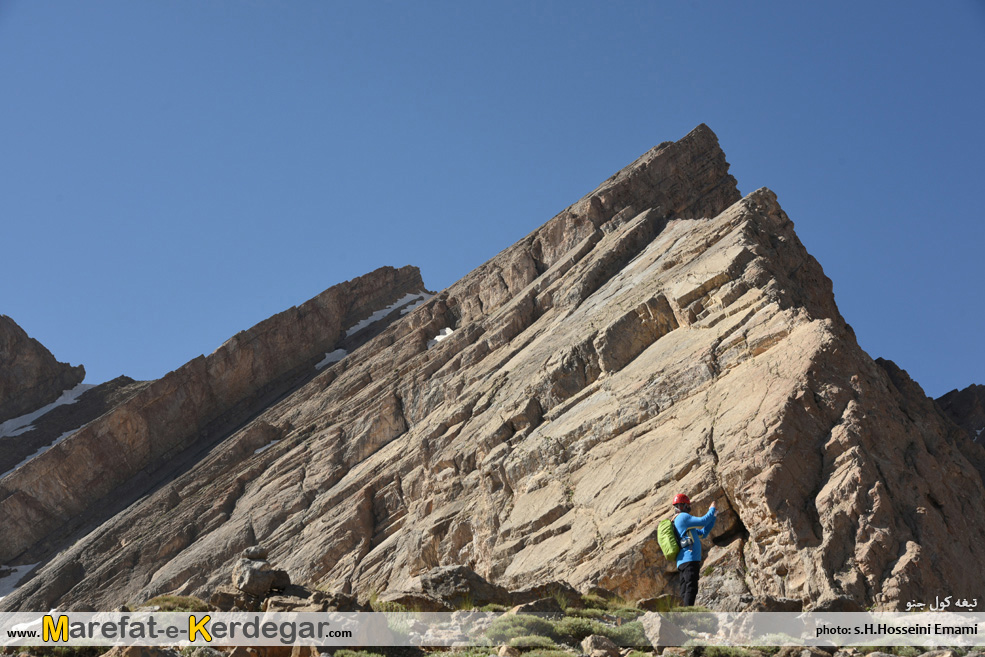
left=0, top=315, right=85, bottom=424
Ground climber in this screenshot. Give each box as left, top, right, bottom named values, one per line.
left=672, top=493, right=716, bottom=607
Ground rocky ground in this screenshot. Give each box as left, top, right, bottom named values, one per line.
left=10, top=556, right=981, bottom=657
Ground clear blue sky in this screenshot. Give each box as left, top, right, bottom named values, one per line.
left=2, top=1, right=983, bottom=398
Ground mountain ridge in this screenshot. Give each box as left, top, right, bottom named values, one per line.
left=2, top=125, right=983, bottom=613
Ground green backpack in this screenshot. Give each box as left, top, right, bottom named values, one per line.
left=657, top=517, right=680, bottom=560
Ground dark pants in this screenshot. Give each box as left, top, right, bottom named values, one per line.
left=679, top=560, right=701, bottom=607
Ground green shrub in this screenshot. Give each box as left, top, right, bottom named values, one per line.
left=665, top=609, right=716, bottom=635
left=565, top=608, right=608, bottom=620
left=602, top=620, right=648, bottom=647
left=334, top=651, right=388, bottom=657
left=548, top=588, right=573, bottom=611
left=480, top=603, right=509, bottom=612
left=551, top=615, right=648, bottom=647
left=509, top=636, right=559, bottom=649
left=521, top=651, right=572, bottom=657
left=552, top=616, right=599, bottom=643
left=447, top=649, right=498, bottom=657
left=704, top=648, right=761, bottom=657
left=580, top=593, right=609, bottom=609
left=1, top=649, right=113, bottom=657
left=485, top=615, right=558, bottom=643
left=890, top=647, right=920, bottom=657
left=606, top=607, right=645, bottom=622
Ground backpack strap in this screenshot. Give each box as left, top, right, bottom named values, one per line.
left=673, top=511, right=695, bottom=548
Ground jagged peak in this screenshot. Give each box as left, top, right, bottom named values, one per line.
left=0, top=315, right=85, bottom=425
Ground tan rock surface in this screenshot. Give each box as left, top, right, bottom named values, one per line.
left=3, top=125, right=983, bottom=613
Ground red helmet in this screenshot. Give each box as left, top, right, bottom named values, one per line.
left=673, top=493, right=691, bottom=506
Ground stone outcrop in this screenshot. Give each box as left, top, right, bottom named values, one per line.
left=937, top=383, right=985, bottom=443
left=0, top=265, right=429, bottom=566
left=0, top=315, right=85, bottom=424
left=4, top=125, right=984, bottom=614
left=377, top=565, right=512, bottom=611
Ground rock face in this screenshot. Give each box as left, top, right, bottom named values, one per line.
left=0, top=376, right=149, bottom=479
left=3, top=125, right=984, bottom=613
left=0, top=265, right=428, bottom=566
left=937, top=384, right=985, bottom=443
left=0, top=315, right=85, bottom=424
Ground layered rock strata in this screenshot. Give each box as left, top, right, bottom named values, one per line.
left=0, top=316, right=85, bottom=424
left=4, top=125, right=984, bottom=613
left=0, top=266, right=428, bottom=565
left=0, top=376, right=148, bottom=479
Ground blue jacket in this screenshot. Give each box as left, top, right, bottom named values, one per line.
left=674, top=507, right=717, bottom=567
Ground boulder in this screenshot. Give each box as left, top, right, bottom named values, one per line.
left=231, top=557, right=290, bottom=597
left=243, top=546, right=269, bottom=560
left=637, top=594, right=679, bottom=611
left=640, top=612, right=690, bottom=651
left=385, top=565, right=511, bottom=610
left=582, top=634, right=621, bottom=657
left=509, top=597, right=565, bottom=616
left=510, top=580, right=583, bottom=607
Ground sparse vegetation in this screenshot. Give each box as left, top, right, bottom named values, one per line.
left=368, top=589, right=411, bottom=612
left=565, top=607, right=609, bottom=620
left=509, top=635, right=559, bottom=649
left=603, top=620, right=648, bottom=647
left=334, top=650, right=388, bottom=657
left=482, top=610, right=649, bottom=648
left=445, top=649, right=498, bottom=657
left=0, top=649, right=112, bottom=657
left=485, top=614, right=558, bottom=643
left=552, top=616, right=599, bottom=643
left=580, top=593, right=610, bottom=609
left=665, top=607, right=716, bottom=635
left=702, top=647, right=763, bottom=657
left=456, top=593, right=475, bottom=610
left=548, top=587, right=572, bottom=611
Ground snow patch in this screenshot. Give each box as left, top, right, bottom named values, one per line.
left=427, top=328, right=455, bottom=349
left=254, top=440, right=281, bottom=455
left=0, top=563, right=38, bottom=602
left=316, top=349, right=347, bottom=370
left=0, top=382, right=94, bottom=438
left=344, top=292, right=428, bottom=337
left=0, top=430, right=79, bottom=480
left=401, top=293, right=434, bottom=315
